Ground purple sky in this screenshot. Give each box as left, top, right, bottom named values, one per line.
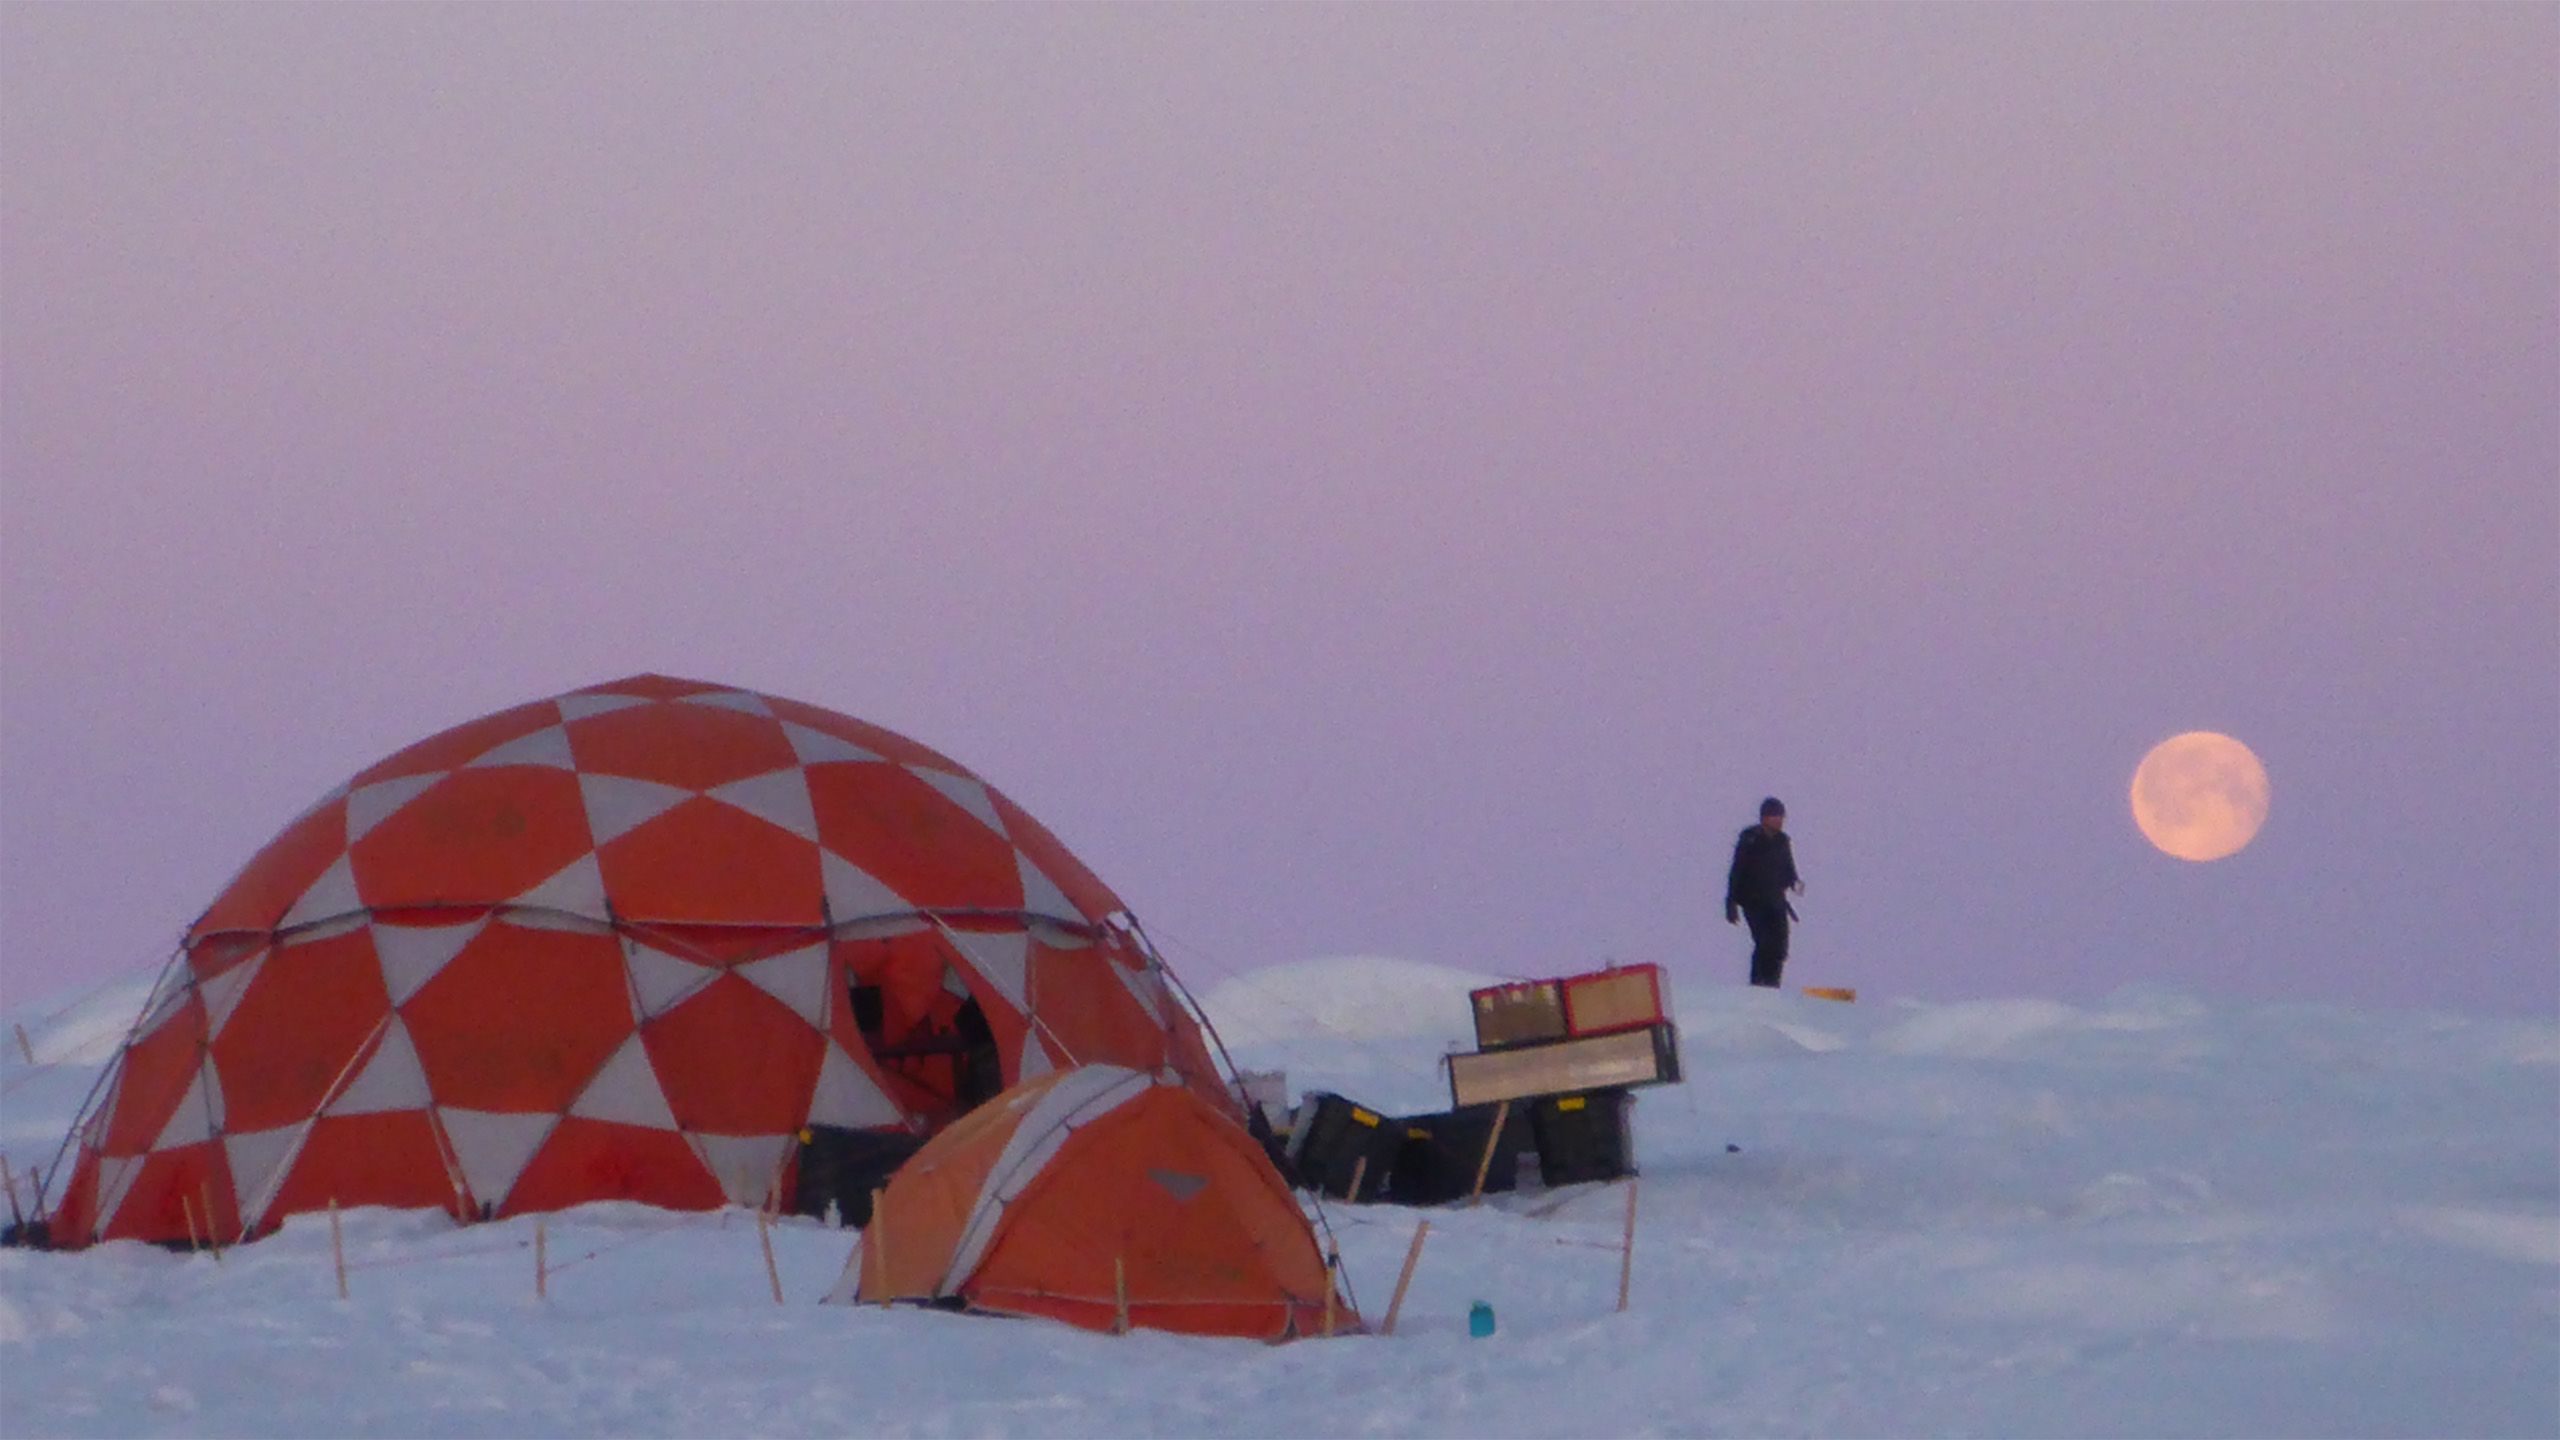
left=4, top=6, right=2553, bottom=1019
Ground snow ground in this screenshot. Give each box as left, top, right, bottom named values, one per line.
left=1, top=963, right=2553, bottom=1438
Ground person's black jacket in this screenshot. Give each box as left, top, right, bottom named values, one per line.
left=1725, top=826, right=1799, bottom=912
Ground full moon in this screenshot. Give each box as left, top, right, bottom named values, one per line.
left=2130, top=731, right=2271, bottom=862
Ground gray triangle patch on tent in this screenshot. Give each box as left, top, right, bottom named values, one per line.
left=198, top=948, right=270, bottom=1038
left=555, top=692, right=652, bottom=723
left=910, top=766, right=1006, bottom=835
left=781, top=720, right=882, bottom=767
left=674, top=689, right=774, bottom=717
left=579, top=772, right=692, bottom=846
left=691, top=1132, right=795, bottom=1208
left=326, top=1017, right=433, bottom=1116
left=438, top=1109, right=557, bottom=1212
left=466, top=725, right=576, bottom=770
left=375, top=917, right=484, bottom=1007
left=279, top=853, right=364, bottom=932
left=822, top=850, right=909, bottom=924
left=567, top=1034, right=680, bottom=1130
left=223, top=1124, right=309, bottom=1234
left=708, top=769, right=820, bottom=842
left=1015, top=851, right=1083, bottom=924
left=512, top=853, right=608, bottom=922
left=736, top=944, right=831, bottom=1026
left=626, top=943, right=715, bottom=1020
left=808, top=1044, right=905, bottom=1129
left=938, top=927, right=1030, bottom=1011
left=346, top=772, right=445, bottom=842
left=91, top=1155, right=143, bottom=1241
left=150, top=1064, right=227, bottom=1152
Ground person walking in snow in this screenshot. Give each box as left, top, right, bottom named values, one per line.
left=1726, top=797, right=1804, bottom=988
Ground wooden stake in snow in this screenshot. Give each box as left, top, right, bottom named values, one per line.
left=1616, top=1177, right=1640, bottom=1313
left=201, top=1182, right=225, bottom=1261
left=329, top=1198, right=348, bottom=1300
left=756, top=1207, right=784, bottom=1305
left=0, top=1154, right=25, bottom=1230
left=1467, top=1099, right=1513, bottom=1206
left=1321, top=1249, right=1339, bottom=1339
left=1345, top=1153, right=1371, bottom=1206
left=534, top=1218, right=548, bottom=1301
left=12, top=1023, right=33, bottom=1066
left=870, top=1188, right=890, bottom=1305
left=1113, top=1255, right=1129, bottom=1335
left=180, top=1193, right=203, bottom=1254
left=1381, top=1220, right=1431, bottom=1336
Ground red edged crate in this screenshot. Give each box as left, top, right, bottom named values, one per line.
left=1559, top=963, right=1667, bottom=1038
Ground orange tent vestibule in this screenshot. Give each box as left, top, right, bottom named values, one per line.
left=843, top=1066, right=1354, bottom=1341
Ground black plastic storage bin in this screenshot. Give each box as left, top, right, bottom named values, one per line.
left=1529, top=1089, right=1636, bottom=1187
left=1288, top=1092, right=1401, bottom=1201
left=791, top=1125, right=930, bottom=1226
left=1388, top=1102, right=1539, bottom=1205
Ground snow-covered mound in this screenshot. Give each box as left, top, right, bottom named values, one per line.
left=1195, top=953, right=1490, bottom=1049
left=2, top=963, right=2554, bottom=1438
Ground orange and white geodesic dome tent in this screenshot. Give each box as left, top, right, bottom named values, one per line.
left=45, top=674, right=1225, bottom=1247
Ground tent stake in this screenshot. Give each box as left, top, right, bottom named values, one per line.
left=201, top=1182, right=225, bottom=1261
left=1322, top=1247, right=1340, bottom=1338
left=328, top=1198, right=348, bottom=1300
left=180, top=1193, right=203, bottom=1254
left=1467, top=1099, right=1513, bottom=1206
left=1345, top=1153, right=1370, bottom=1205
left=870, top=1188, right=889, bottom=1304
left=0, top=1154, right=24, bottom=1231
left=757, top=1207, right=784, bottom=1304
left=1381, top=1220, right=1430, bottom=1336
left=1113, top=1255, right=1128, bottom=1335
left=534, top=1217, right=548, bottom=1301
left=1616, top=1177, right=1639, bottom=1313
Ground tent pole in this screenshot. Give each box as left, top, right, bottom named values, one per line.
left=1616, top=1177, right=1640, bottom=1313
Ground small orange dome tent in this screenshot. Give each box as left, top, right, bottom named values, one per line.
left=841, top=1065, right=1352, bottom=1340
left=43, top=674, right=1225, bottom=1247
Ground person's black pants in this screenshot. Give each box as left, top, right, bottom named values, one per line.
left=1743, top=903, right=1790, bottom=988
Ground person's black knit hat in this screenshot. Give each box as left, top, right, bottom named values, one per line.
left=1760, top=796, right=1786, bottom=817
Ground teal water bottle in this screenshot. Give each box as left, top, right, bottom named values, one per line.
left=1468, top=1300, right=1495, bottom=1338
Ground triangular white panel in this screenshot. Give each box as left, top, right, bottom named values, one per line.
left=911, top=766, right=1006, bottom=835
left=708, top=769, right=819, bottom=842
left=1017, top=1032, right=1057, bottom=1082
left=131, top=963, right=195, bottom=1043
left=782, top=720, right=882, bottom=766
left=1115, top=959, right=1170, bottom=1027
left=92, top=1155, right=143, bottom=1240
left=439, top=1109, right=556, bottom=1211
left=198, top=949, right=269, bottom=1038
left=939, top=927, right=1030, bottom=1011
left=822, top=851, right=909, bottom=923
left=512, top=853, right=608, bottom=921
left=346, top=772, right=444, bottom=842
left=579, top=773, right=692, bottom=846
left=327, top=1018, right=432, bottom=1116
left=691, top=1132, right=795, bottom=1209
left=832, top=914, right=927, bottom=943
left=556, top=692, right=651, bottom=723
left=151, top=1065, right=226, bottom=1151
left=736, top=944, right=831, bottom=1026
left=627, top=943, right=713, bottom=1020
left=567, top=1035, right=679, bottom=1130
left=675, top=689, right=773, bottom=717
left=466, top=725, right=575, bottom=770
left=222, top=1124, right=307, bottom=1232
left=279, top=853, right=363, bottom=931
left=807, top=1045, right=904, bottom=1129
left=374, top=918, right=483, bottom=1007
left=1016, top=852, right=1081, bottom=923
